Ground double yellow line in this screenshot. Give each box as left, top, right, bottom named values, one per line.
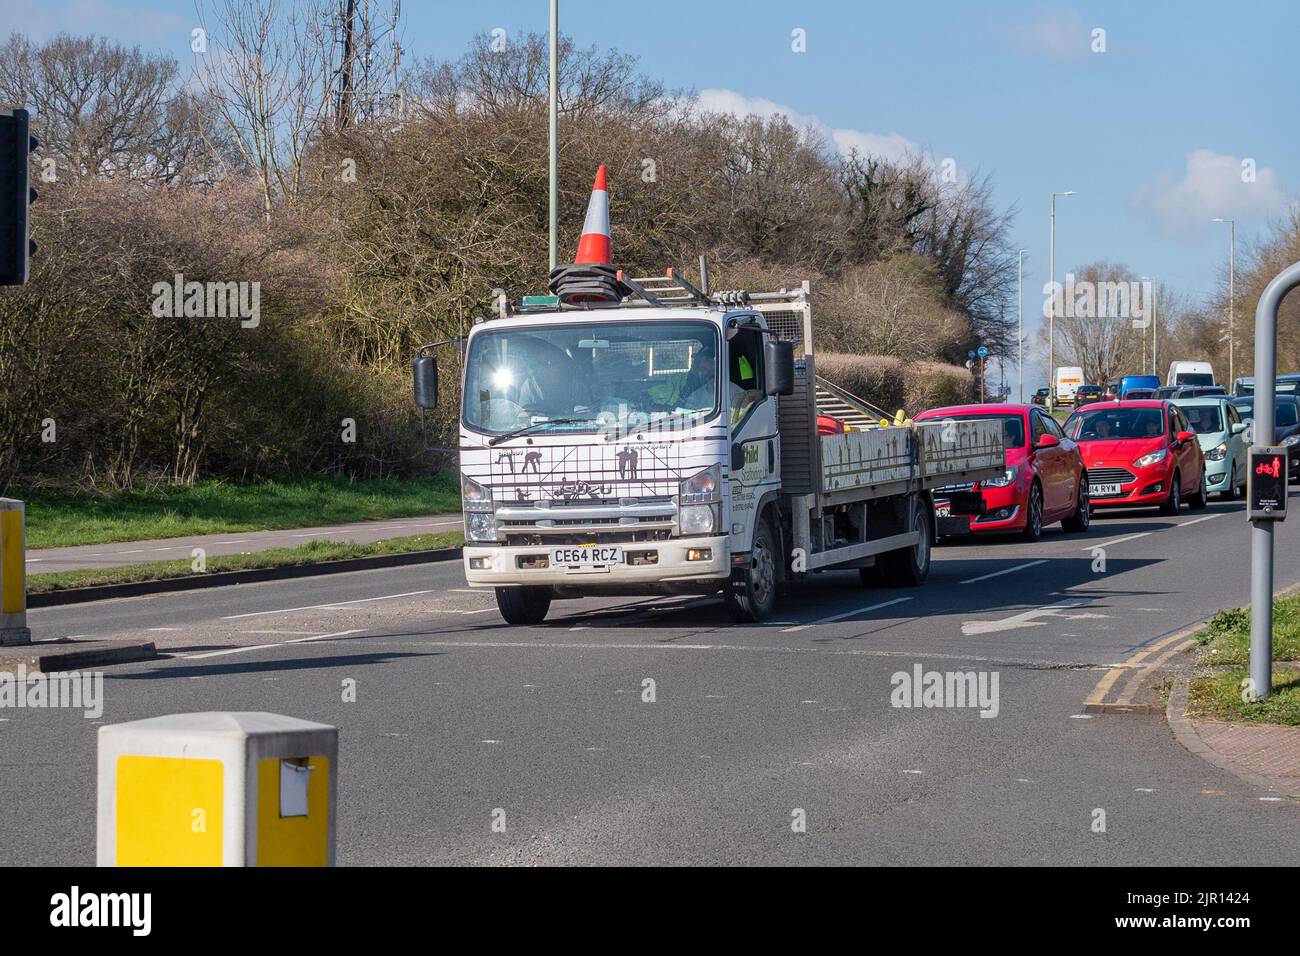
left=1084, top=625, right=1199, bottom=712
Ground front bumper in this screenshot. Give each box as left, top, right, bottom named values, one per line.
left=1088, top=465, right=1170, bottom=507
left=934, top=483, right=1026, bottom=534
left=463, top=535, right=731, bottom=587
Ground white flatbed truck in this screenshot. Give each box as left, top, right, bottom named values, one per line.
left=413, top=272, right=1004, bottom=624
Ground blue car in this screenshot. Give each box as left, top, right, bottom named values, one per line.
left=1172, top=396, right=1247, bottom=499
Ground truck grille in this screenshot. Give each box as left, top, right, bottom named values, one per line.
left=505, top=529, right=672, bottom=546
left=1087, top=467, right=1136, bottom=485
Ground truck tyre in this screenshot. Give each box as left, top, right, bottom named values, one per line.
left=496, top=586, right=552, bottom=625
left=877, top=497, right=932, bottom=587
left=725, top=514, right=778, bottom=623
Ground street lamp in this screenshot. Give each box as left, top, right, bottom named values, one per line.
left=1213, top=218, right=1236, bottom=384
left=1048, top=190, right=1075, bottom=409
left=1141, top=275, right=1156, bottom=376
left=1017, top=249, right=1027, bottom=402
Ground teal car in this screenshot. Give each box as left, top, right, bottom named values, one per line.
left=1172, top=396, right=1247, bottom=499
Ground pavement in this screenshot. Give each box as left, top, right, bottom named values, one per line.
left=4, top=492, right=1300, bottom=865
left=25, top=514, right=465, bottom=573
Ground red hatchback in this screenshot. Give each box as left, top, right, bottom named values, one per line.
left=1062, top=400, right=1207, bottom=513
left=914, top=403, right=1091, bottom=541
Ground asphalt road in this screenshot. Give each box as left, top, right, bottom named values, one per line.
left=25, top=514, right=465, bottom=573
left=5, top=492, right=1300, bottom=865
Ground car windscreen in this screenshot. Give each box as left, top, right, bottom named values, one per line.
left=1174, top=372, right=1214, bottom=386
left=1230, top=397, right=1298, bottom=427
left=923, top=413, right=1025, bottom=448
left=1180, top=405, right=1223, bottom=434
left=1065, top=407, right=1165, bottom=440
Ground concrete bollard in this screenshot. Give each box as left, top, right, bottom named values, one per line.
left=97, top=712, right=338, bottom=867
left=0, top=498, right=31, bottom=646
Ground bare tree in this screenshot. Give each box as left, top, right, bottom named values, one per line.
left=192, top=0, right=333, bottom=219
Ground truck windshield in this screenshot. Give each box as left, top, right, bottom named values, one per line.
left=462, top=320, right=720, bottom=436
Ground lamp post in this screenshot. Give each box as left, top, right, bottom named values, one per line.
left=1140, top=275, right=1154, bottom=375
left=1213, top=218, right=1236, bottom=384
left=1048, top=191, right=1075, bottom=409
left=548, top=0, right=559, bottom=271
left=1017, top=249, right=1026, bottom=402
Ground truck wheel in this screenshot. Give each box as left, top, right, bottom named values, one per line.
left=725, top=516, right=778, bottom=623
left=878, top=498, right=932, bottom=587
left=495, top=586, right=552, bottom=625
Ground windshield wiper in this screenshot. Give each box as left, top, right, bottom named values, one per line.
left=488, top=418, right=598, bottom=446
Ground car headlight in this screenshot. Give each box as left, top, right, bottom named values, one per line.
left=1133, top=449, right=1168, bottom=468
left=679, top=504, right=717, bottom=535
left=679, top=464, right=722, bottom=503
left=1283, top=434, right=1300, bottom=447
left=462, top=475, right=493, bottom=512
left=982, top=465, right=1018, bottom=488
left=465, top=511, right=497, bottom=542
left=1205, top=442, right=1228, bottom=461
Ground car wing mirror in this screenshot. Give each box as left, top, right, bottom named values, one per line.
left=1176, top=430, right=1195, bottom=444
left=1231, top=422, right=1247, bottom=435
left=1034, top=433, right=1060, bottom=450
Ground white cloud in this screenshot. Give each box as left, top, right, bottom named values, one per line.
left=694, top=88, right=920, bottom=165
left=1130, top=149, right=1288, bottom=236
left=1016, top=7, right=1090, bottom=61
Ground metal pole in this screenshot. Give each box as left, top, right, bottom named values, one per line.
left=1249, top=259, right=1300, bottom=701
left=1229, top=220, right=1235, bottom=383
left=548, top=0, right=559, bottom=271
left=1152, top=283, right=1158, bottom=378
left=1048, top=196, right=1055, bottom=410
left=1017, top=249, right=1024, bottom=402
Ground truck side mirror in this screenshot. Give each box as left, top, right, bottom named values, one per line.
left=413, top=354, right=439, bottom=409
left=765, top=340, right=795, bottom=396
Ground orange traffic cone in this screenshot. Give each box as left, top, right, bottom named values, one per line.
left=574, top=164, right=611, bottom=264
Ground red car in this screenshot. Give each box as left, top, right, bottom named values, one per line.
left=1062, top=400, right=1207, bottom=513
left=914, top=403, right=1091, bottom=541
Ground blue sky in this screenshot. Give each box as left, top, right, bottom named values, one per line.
left=12, top=0, right=1298, bottom=389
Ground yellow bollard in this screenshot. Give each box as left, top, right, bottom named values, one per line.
left=97, top=712, right=338, bottom=867
left=0, top=498, right=30, bottom=646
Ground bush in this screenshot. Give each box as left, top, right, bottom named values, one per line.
left=816, top=353, right=973, bottom=415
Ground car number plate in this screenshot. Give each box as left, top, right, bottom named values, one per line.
left=935, top=504, right=952, bottom=518
left=552, top=545, right=624, bottom=568
left=1089, top=483, right=1121, bottom=497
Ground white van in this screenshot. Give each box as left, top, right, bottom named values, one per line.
left=1054, top=366, right=1085, bottom=405
left=1167, top=361, right=1215, bottom=388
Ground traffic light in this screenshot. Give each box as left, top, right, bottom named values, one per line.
left=0, top=108, right=38, bottom=286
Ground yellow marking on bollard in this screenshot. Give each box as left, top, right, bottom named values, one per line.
left=116, top=756, right=224, bottom=866
left=256, top=756, right=331, bottom=866
left=1, top=509, right=22, bottom=615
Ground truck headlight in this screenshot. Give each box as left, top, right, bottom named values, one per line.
left=1205, top=442, right=1228, bottom=461
left=462, top=475, right=493, bottom=512
left=982, top=465, right=1018, bottom=488
left=679, top=464, right=722, bottom=503
left=679, top=504, right=716, bottom=535
left=465, top=511, right=497, bottom=541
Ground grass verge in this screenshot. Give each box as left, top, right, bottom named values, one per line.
left=1187, top=593, right=1300, bottom=726
left=1192, top=600, right=1300, bottom=665
left=1186, top=668, right=1300, bottom=726
left=20, top=475, right=460, bottom=549
left=27, top=531, right=463, bottom=593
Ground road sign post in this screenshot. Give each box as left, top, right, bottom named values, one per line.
left=1248, top=260, right=1300, bottom=701
left=0, top=498, right=31, bottom=646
